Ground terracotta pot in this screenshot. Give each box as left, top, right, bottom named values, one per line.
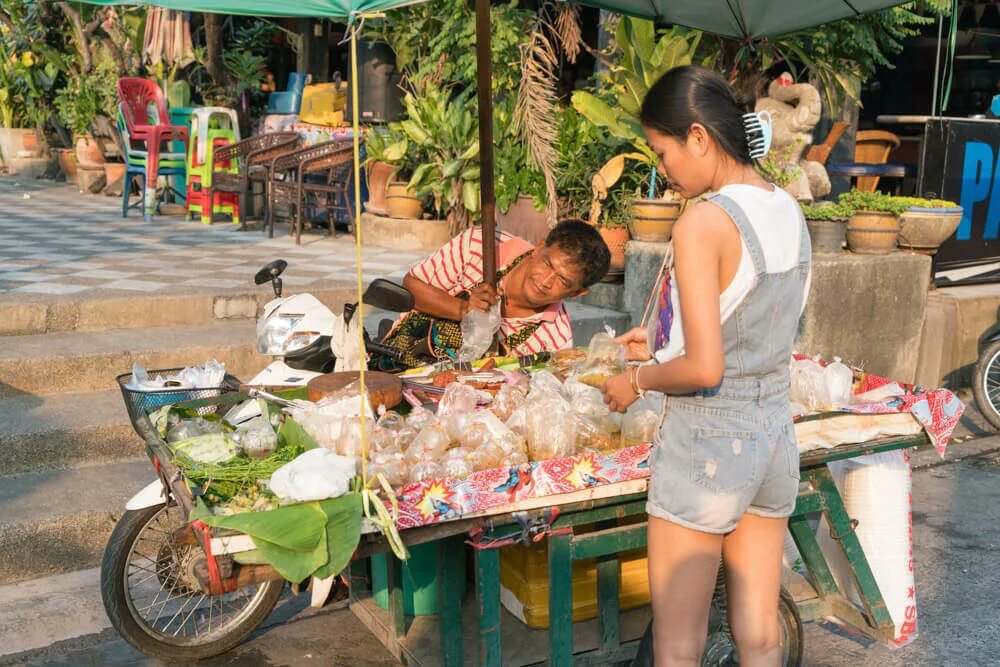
left=497, top=195, right=549, bottom=245
left=103, top=162, right=126, bottom=186
left=386, top=181, right=411, bottom=198
left=598, top=226, right=630, bottom=274
left=21, top=131, right=39, bottom=154
left=629, top=200, right=681, bottom=242
left=805, top=218, right=847, bottom=254
left=386, top=193, right=424, bottom=220
left=897, top=206, right=963, bottom=253
left=75, top=135, right=105, bottom=168
left=364, top=161, right=396, bottom=216
left=846, top=211, right=900, bottom=255
left=55, top=148, right=78, bottom=179
left=0, top=128, right=39, bottom=162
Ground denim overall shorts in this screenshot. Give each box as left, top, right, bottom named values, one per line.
left=646, top=192, right=811, bottom=534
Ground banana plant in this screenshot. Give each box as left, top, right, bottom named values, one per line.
left=397, top=82, right=481, bottom=234
left=571, top=18, right=703, bottom=165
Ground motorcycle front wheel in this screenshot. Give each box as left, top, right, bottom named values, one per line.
left=973, top=339, right=1000, bottom=432
left=101, top=503, right=284, bottom=661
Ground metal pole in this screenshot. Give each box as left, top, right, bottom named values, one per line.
left=474, top=0, right=497, bottom=285
left=931, top=12, right=943, bottom=117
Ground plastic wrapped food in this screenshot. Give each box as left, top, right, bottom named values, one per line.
left=824, top=357, right=855, bottom=408
left=406, top=405, right=439, bottom=432
left=505, top=406, right=528, bottom=437
left=467, top=449, right=495, bottom=472
left=166, top=417, right=220, bottom=444
left=371, top=426, right=398, bottom=453
left=409, top=460, right=442, bottom=483
left=406, top=424, right=451, bottom=464
left=377, top=410, right=407, bottom=433
left=171, top=433, right=238, bottom=464
left=577, top=331, right=626, bottom=389
left=490, top=383, right=528, bottom=421
left=438, top=382, right=479, bottom=440
left=374, top=460, right=408, bottom=488
left=442, top=456, right=473, bottom=478
left=234, top=416, right=278, bottom=459
left=337, top=417, right=375, bottom=459
left=458, top=302, right=501, bottom=363
left=529, top=370, right=565, bottom=398
left=395, top=425, right=419, bottom=450
left=621, top=403, right=661, bottom=447
left=525, top=396, right=577, bottom=461
left=565, top=378, right=621, bottom=435
left=576, top=414, right=618, bottom=452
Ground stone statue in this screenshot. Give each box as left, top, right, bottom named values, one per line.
left=755, top=72, right=831, bottom=201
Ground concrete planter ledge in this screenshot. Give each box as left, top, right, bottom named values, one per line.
left=361, top=212, right=453, bottom=253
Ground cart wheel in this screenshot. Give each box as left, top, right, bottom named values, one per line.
left=973, top=339, right=1000, bottom=432
left=631, top=587, right=802, bottom=666
left=101, top=503, right=284, bottom=661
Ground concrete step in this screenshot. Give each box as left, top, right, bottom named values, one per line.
left=0, top=321, right=265, bottom=397
left=0, top=460, right=153, bottom=585
left=0, top=390, right=141, bottom=476
left=0, top=286, right=358, bottom=336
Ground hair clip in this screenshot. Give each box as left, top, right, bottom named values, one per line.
left=742, top=110, right=772, bottom=160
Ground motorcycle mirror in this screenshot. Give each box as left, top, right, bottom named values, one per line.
left=254, top=259, right=288, bottom=286
left=363, top=279, right=414, bottom=313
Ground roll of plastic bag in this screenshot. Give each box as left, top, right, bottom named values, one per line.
left=270, top=448, right=356, bottom=502
left=816, top=450, right=917, bottom=647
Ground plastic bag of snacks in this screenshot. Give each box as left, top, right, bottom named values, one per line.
left=824, top=357, right=855, bottom=408
left=621, top=400, right=661, bottom=447
left=790, top=357, right=828, bottom=412
left=234, top=416, right=278, bottom=459
left=577, top=330, right=625, bottom=389
left=406, top=424, right=451, bottom=465
left=490, top=383, right=528, bottom=421
left=459, top=302, right=501, bottom=363
left=439, top=382, right=479, bottom=441
left=525, top=395, right=578, bottom=460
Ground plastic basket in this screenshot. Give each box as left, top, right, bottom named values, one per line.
left=116, top=367, right=242, bottom=438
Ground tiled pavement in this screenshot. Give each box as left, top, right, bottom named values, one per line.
left=0, top=178, right=424, bottom=299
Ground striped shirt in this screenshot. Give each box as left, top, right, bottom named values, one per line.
left=408, top=227, right=574, bottom=355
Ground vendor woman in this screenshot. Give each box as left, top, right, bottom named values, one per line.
left=379, top=219, right=610, bottom=368
left=600, top=66, right=811, bottom=666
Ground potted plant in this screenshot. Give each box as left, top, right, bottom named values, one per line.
left=800, top=201, right=852, bottom=254
left=838, top=190, right=909, bottom=255
left=54, top=79, right=105, bottom=170
left=0, top=46, right=54, bottom=170
left=495, top=139, right=549, bottom=244
left=364, top=128, right=408, bottom=216
left=588, top=154, right=651, bottom=276
left=396, top=82, right=481, bottom=235
left=893, top=196, right=963, bottom=254
left=628, top=165, right=681, bottom=243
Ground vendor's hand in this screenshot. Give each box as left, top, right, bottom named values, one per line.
left=460, top=284, right=499, bottom=318
left=601, top=372, right=638, bottom=414
left=616, top=327, right=652, bottom=362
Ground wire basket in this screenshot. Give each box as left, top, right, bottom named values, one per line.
left=117, top=367, right=242, bottom=438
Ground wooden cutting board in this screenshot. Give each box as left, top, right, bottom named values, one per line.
left=306, top=371, right=403, bottom=410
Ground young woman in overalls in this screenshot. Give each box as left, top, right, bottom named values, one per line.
left=601, top=66, right=811, bottom=666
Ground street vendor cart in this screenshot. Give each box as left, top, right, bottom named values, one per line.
left=103, top=356, right=961, bottom=665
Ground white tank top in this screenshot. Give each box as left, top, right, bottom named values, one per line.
left=653, top=184, right=811, bottom=364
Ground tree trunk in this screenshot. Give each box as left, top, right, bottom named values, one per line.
left=203, top=12, right=224, bottom=84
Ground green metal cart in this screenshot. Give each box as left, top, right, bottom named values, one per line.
left=349, top=431, right=927, bottom=666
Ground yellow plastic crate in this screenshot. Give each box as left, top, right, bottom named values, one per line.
left=300, top=82, right=347, bottom=126
left=499, top=534, right=650, bottom=630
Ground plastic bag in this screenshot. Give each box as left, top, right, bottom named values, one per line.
left=577, top=330, right=625, bottom=389
left=409, top=461, right=442, bottom=483
left=377, top=410, right=407, bottom=433
left=234, top=416, right=278, bottom=459
left=406, top=424, right=451, bottom=464
left=576, top=414, right=617, bottom=452
left=374, top=459, right=408, bottom=488
left=790, top=357, right=828, bottom=412
left=528, top=370, right=565, bottom=398
left=442, top=455, right=473, bottom=478
left=171, top=433, right=238, bottom=464
left=270, top=448, right=355, bottom=502
left=490, top=383, right=528, bottom=421
left=337, top=417, right=375, bottom=459
left=824, top=357, right=854, bottom=408
left=458, top=302, right=501, bottom=363
left=127, top=359, right=226, bottom=391
left=438, top=383, right=479, bottom=441
left=406, top=405, right=439, bottom=432
left=525, top=395, right=577, bottom=461
left=166, top=417, right=222, bottom=443
left=564, top=378, right=621, bottom=435
left=459, top=411, right=525, bottom=455
left=621, top=400, right=661, bottom=447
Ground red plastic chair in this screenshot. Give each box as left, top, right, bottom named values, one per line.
left=117, top=78, right=189, bottom=219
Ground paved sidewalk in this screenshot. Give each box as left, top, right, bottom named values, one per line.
left=0, top=178, right=423, bottom=299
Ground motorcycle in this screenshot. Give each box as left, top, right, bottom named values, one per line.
left=102, top=261, right=413, bottom=660
left=972, top=305, right=1000, bottom=431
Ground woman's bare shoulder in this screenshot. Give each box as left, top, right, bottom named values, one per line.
left=672, top=200, right=735, bottom=247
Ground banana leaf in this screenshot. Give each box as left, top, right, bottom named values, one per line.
left=190, top=491, right=363, bottom=583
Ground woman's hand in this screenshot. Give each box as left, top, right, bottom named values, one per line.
left=601, top=371, right=638, bottom=414
left=615, top=327, right=652, bottom=362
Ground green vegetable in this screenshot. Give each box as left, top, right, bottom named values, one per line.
left=175, top=443, right=305, bottom=500
left=171, top=433, right=238, bottom=464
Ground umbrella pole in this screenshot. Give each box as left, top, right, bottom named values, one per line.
left=349, top=23, right=368, bottom=485
left=474, top=0, right=497, bottom=286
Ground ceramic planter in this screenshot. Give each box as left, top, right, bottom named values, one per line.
left=629, top=200, right=681, bottom=242
left=497, top=195, right=549, bottom=245
left=55, top=148, right=78, bottom=179
left=386, top=193, right=424, bottom=220
left=805, top=218, right=847, bottom=254
left=0, top=128, right=41, bottom=165
left=897, top=206, right=963, bottom=253
left=846, top=210, right=900, bottom=255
